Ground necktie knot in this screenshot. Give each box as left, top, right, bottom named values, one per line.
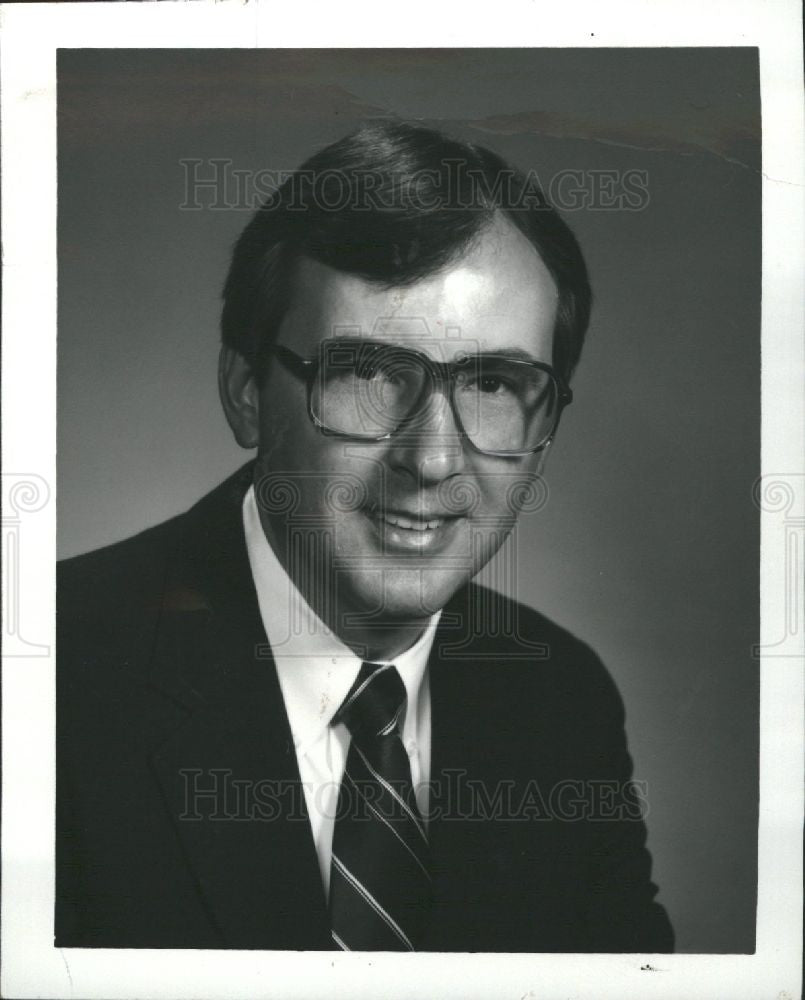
left=334, top=662, right=407, bottom=739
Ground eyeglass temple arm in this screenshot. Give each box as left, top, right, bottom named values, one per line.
left=270, top=343, right=316, bottom=376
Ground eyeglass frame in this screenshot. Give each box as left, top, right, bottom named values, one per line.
left=266, top=337, right=573, bottom=458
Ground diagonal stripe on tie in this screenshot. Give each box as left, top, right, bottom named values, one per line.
left=331, top=929, right=350, bottom=951
left=350, top=742, right=428, bottom=843
left=343, top=768, right=431, bottom=879
left=328, top=661, right=432, bottom=951
left=331, top=855, right=414, bottom=951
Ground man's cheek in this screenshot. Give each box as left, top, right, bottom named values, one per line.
left=258, top=409, right=295, bottom=462
left=469, top=499, right=518, bottom=567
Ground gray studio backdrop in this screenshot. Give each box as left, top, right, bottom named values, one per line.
left=57, top=48, right=760, bottom=953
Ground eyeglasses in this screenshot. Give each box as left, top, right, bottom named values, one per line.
left=269, top=338, right=572, bottom=457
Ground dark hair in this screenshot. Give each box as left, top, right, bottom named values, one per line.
left=221, top=122, right=592, bottom=382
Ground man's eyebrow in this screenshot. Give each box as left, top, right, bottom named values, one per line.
left=472, top=347, right=544, bottom=363
left=319, top=337, right=546, bottom=365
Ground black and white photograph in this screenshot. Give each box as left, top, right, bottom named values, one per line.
left=1, top=3, right=802, bottom=999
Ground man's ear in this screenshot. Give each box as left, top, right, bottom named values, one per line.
left=218, top=345, right=261, bottom=449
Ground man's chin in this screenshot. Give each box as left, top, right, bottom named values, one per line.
left=337, top=570, right=467, bottom=627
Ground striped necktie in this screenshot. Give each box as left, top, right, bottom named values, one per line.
left=328, top=661, right=431, bottom=951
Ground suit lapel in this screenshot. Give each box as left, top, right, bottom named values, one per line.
left=147, top=464, right=331, bottom=949
left=423, top=588, right=561, bottom=951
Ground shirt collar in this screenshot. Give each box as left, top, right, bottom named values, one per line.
left=242, top=484, right=439, bottom=755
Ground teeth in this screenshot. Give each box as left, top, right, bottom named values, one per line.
left=380, top=513, right=443, bottom=532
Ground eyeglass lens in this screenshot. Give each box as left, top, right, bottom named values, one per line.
left=311, top=342, right=559, bottom=454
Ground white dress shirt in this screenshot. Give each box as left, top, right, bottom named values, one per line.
left=242, top=485, right=439, bottom=896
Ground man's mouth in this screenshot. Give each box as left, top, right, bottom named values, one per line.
left=376, top=511, right=445, bottom=532
left=362, top=504, right=465, bottom=552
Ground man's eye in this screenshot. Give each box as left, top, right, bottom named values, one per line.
left=464, top=374, right=513, bottom=394
left=357, top=361, right=399, bottom=383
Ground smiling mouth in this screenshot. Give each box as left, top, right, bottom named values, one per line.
left=364, top=505, right=463, bottom=535
left=361, top=505, right=464, bottom=553
left=377, top=512, right=445, bottom=532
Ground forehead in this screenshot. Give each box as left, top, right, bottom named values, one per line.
left=278, top=214, right=558, bottom=362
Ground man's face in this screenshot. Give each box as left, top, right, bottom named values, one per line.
left=253, top=214, right=558, bottom=631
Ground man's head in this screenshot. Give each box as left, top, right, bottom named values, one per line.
left=220, top=123, right=591, bottom=653
left=221, top=122, right=590, bottom=385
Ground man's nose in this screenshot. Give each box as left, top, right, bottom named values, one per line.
left=386, top=390, right=466, bottom=485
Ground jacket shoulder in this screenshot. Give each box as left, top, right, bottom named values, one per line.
left=457, top=582, right=625, bottom=717
left=459, top=581, right=603, bottom=661
left=57, top=462, right=253, bottom=618
left=57, top=515, right=179, bottom=620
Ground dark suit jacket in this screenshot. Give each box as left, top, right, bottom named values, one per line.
left=56, top=463, right=674, bottom=952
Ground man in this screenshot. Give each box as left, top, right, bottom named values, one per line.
left=56, top=122, right=674, bottom=952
